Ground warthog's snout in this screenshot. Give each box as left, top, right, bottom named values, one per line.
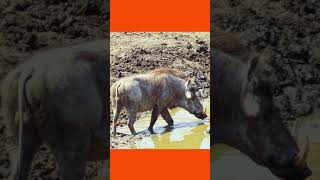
left=195, top=112, right=207, bottom=119
left=195, top=106, right=207, bottom=119
left=268, top=137, right=312, bottom=180
left=270, top=164, right=312, bottom=180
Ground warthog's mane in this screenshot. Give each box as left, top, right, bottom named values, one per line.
left=212, top=30, right=254, bottom=62
left=74, top=50, right=105, bottom=62
left=110, top=68, right=188, bottom=106
left=149, top=68, right=188, bottom=80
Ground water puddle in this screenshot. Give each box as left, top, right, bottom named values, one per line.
left=212, top=112, right=320, bottom=180
left=296, top=112, right=320, bottom=180
left=116, top=99, right=210, bottom=149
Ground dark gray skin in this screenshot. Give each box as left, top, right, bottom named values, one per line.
left=212, top=46, right=312, bottom=180
left=1, top=40, right=109, bottom=180
left=111, top=69, right=207, bottom=135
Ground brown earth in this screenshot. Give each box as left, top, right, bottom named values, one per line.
left=0, top=0, right=108, bottom=179
left=213, top=0, right=320, bottom=121
left=110, top=32, right=210, bottom=149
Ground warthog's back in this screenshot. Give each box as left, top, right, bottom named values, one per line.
left=149, top=68, right=188, bottom=80
left=111, top=70, right=187, bottom=112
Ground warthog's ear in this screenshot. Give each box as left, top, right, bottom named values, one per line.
left=247, top=57, right=259, bottom=81
left=186, top=78, right=191, bottom=87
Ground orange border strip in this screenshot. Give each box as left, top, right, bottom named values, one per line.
left=110, top=0, right=210, bottom=32
left=110, top=149, right=210, bottom=180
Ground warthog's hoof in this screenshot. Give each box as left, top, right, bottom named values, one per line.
left=148, top=127, right=155, bottom=134
left=164, top=125, right=174, bottom=130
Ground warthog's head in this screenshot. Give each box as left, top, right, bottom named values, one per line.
left=181, top=79, right=207, bottom=119
left=239, top=57, right=311, bottom=180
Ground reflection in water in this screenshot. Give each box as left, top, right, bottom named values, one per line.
left=296, top=112, right=320, bottom=180
left=117, top=100, right=210, bottom=149
left=136, top=122, right=209, bottom=149
left=212, top=112, right=320, bottom=180
left=212, top=145, right=279, bottom=180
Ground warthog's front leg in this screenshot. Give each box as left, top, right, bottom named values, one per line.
left=148, top=106, right=161, bottom=134
left=160, top=109, right=174, bottom=127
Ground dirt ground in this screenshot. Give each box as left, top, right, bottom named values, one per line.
left=213, top=0, right=320, bottom=121
left=110, top=32, right=210, bottom=148
left=0, top=0, right=108, bottom=179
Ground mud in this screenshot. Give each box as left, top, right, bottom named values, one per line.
left=110, top=32, right=210, bottom=149
left=0, top=0, right=108, bottom=179
left=213, top=1, right=320, bottom=179
left=213, top=0, right=320, bottom=121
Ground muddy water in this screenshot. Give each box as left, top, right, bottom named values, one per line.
left=211, top=112, right=320, bottom=180
left=116, top=100, right=210, bottom=149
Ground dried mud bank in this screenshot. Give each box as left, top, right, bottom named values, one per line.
left=213, top=0, right=320, bottom=121
left=0, top=0, right=108, bottom=179
left=110, top=32, right=210, bottom=149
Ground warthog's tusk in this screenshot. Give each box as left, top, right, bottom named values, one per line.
left=295, top=136, right=310, bottom=167
left=203, top=106, right=207, bottom=114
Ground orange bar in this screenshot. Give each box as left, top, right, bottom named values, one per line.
left=110, top=0, right=210, bottom=32
left=110, top=149, right=210, bottom=180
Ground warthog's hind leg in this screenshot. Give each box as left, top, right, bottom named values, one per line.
left=8, top=146, right=18, bottom=180
left=127, top=109, right=137, bottom=135
left=161, top=109, right=174, bottom=127
left=10, top=123, right=40, bottom=180
left=54, top=127, right=90, bottom=180
left=112, top=104, right=122, bottom=135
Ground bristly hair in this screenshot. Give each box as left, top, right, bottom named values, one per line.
left=212, top=30, right=253, bottom=62
left=149, top=68, right=188, bottom=80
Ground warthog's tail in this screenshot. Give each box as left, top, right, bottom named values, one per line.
left=115, top=82, right=121, bottom=105
left=111, top=82, right=121, bottom=134
left=110, top=82, right=121, bottom=106
left=17, top=68, right=33, bottom=178
left=114, top=82, right=121, bottom=114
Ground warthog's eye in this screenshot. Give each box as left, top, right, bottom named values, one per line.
left=187, top=87, right=197, bottom=94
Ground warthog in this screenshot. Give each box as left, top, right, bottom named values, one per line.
left=1, top=40, right=109, bottom=179
left=211, top=30, right=312, bottom=180
left=111, top=68, right=207, bottom=135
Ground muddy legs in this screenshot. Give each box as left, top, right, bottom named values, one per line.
left=53, top=127, right=90, bottom=180
left=148, top=108, right=173, bottom=133
left=127, top=109, right=137, bottom=135
left=8, top=147, right=18, bottom=180
left=9, top=123, right=40, bottom=180
left=126, top=107, right=173, bottom=135
left=148, top=107, right=160, bottom=134
left=58, top=150, right=87, bottom=180
left=161, top=109, right=174, bottom=127
left=114, top=107, right=137, bottom=135
left=112, top=105, right=122, bottom=135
